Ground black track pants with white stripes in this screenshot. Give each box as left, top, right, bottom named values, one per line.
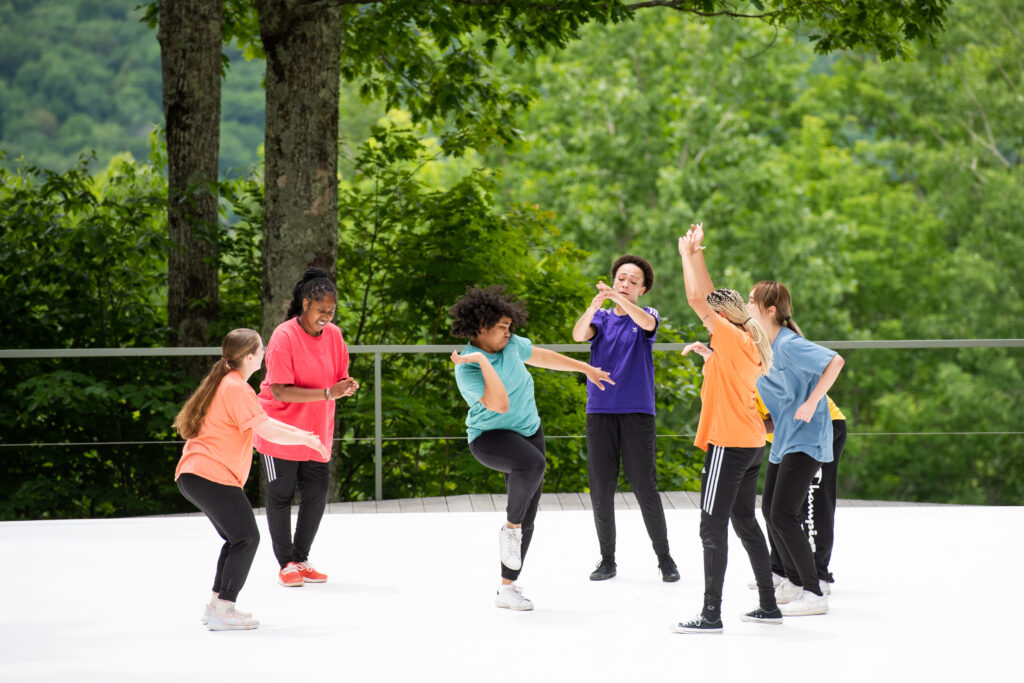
left=260, top=455, right=330, bottom=569
left=698, top=444, right=776, bottom=619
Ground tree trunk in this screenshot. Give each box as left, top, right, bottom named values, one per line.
left=258, top=0, right=345, bottom=502
left=158, top=0, right=222, bottom=379
left=258, top=0, right=343, bottom=334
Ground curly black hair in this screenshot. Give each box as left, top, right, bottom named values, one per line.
left=449, top=285, right=529, bottom=339
left=611, top=254, right=654, bottom=292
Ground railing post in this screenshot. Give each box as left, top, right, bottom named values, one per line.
left=374, top=351, right=382, bottom=501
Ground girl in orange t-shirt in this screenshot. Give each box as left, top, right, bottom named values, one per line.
left=671, top=223, right=780, bottom=635
left=174, top=328, right=329, bottom=631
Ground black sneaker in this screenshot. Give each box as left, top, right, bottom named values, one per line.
left=740, top=607, right=783, bottom=624
left=589, top=559, right=617, bottom=581
left=672, top=615, right=723, bottom=634
left=658, top=557, right=680, bottom=583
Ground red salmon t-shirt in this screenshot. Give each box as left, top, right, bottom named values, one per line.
left=254, top=317, right=350, bottom=462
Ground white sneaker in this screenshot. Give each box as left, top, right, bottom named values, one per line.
left=820, top=579, right=832, bottom=596
left=748, top=572, right=786, bottom=590
left=775, top=578, right=803, bottom=604
left=207, top=601, right=260, bottom=631
left=202, top=601, right=252, bottom=625
left=779, top=590, right=828, bottom=616
left=498, top=525, right=523, bottom=570
left=495, top=582, right=534, bottom=611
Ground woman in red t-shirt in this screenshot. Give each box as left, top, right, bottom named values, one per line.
left=255, top=268, right=359, bottom=587
left=174, top=328, right=329, bottom=631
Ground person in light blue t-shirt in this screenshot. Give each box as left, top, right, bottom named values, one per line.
left=450, top=286, right=613, bottom=611
left=748, top=280, right=845, bottom=618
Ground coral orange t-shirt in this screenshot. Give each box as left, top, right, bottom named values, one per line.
left=175, top=370, right=269, bottom=487
left=693, top=315, right=767, bottom=452
left=254, top=317, right=350, bottom=462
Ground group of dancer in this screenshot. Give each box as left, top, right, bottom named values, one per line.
left=174, top=224, right=845, bottom=633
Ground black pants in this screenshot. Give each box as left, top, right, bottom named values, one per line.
left=763, top=452, right=825, bottom=596
left=585, top=413, right=670, bottom=561
left=699, top=444, right=776, bottom=619
left=468, top=426, right=546, bottom=581
left=768, top=420, right=847, bottom=582
left=260, top=455, right=330, bottom=569
left=177, top=473, right=260, bottom=603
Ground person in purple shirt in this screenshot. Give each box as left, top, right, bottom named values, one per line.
left=572, top=255, right=678, bottom=582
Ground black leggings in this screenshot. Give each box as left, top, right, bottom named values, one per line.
left=763, top=452, right=825, bottom=596
left=177, top=473, right=260, bottom=603
left=769, top=420, right=848, bottom=581
left=468, top=426, right=546, bottom=581
left=260, top=456, right=330, bottom=569
left=698, top=444, right=775, bottom=618
left=585, top=413, right=670, bottom=561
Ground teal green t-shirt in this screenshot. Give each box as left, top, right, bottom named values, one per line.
left=454, top=335, right=540, bottom=443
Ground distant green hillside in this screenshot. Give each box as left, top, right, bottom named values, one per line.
left=0, top=0, right=264, bottom=175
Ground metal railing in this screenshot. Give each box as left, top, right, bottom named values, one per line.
left=3, top=339, right=1023, bottom=499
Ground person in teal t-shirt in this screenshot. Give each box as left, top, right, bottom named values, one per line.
left=450, top=285, right=613, bottom=611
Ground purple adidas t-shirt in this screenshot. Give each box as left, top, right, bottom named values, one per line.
left=586, top=307, right=658, bottom=415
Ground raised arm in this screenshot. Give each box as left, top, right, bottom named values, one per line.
left=678, top=224, right=717, bottom=332
left=572, top=288, right=608, bottom=341
left=451, top=350, right=510, bottom=413
left=525, top=346, right=614, bottom=391
left=794, top=354, right=846, bottom=422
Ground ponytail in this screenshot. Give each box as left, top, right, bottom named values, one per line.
left=173, top=329, right=262, bottom=439
left=706, top=288, right=773, bottom=376
left=751, top=280, right=802, bottom=335
left=286, top=267, right=338, bottom=320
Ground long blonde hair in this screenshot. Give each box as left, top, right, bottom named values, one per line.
left=173, top=329, right=262, bottom=439
left=706, top=288, right=773, bottom=376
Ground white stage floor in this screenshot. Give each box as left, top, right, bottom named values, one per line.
left=1, top=505, right=1019, bottom=682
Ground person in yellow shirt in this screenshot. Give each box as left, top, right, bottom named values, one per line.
left=756, top=391, right=847, bottom=592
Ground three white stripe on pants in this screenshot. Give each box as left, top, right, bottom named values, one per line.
left=262, top=453, right=278, bottom=483
left=703, top=444, right=724, bottom=515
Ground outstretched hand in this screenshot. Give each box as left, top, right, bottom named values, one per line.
left=307, top=432, right=330, bottom=460
left=585, top=365, right=615, bottom=391
left=682, top=341, right=712, bottom=361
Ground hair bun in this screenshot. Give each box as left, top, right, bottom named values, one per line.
left=302, top=266, right=329, bottom=282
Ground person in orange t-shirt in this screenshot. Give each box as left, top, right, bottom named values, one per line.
left=672, top=223, right=780, bottom=635
left=174, top=329, right=329, bottom=631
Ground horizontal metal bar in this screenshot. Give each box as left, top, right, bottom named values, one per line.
left=1, top=339, right=1022, bottom=358
left=3, top=431, right=1022, bottom=449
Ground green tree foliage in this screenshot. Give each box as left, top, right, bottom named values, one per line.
left=0, top=0, right=264, bottom=175
left=484, top=4, right=1024, bottom=503
left=0, top=153, right=187, bottom=518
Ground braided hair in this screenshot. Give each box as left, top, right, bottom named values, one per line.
left=706, top=288, right=773, bottom=376
left=286, top=267, right=338, bottom=320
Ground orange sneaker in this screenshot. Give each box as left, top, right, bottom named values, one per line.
left=278, top=562, right=304, bottom=587
left=296, top=562, right=327, bottom=583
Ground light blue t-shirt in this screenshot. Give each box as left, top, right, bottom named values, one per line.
left=755, top=328, right=836, bottom=464
left=454, top=334, right=541, bottom=443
